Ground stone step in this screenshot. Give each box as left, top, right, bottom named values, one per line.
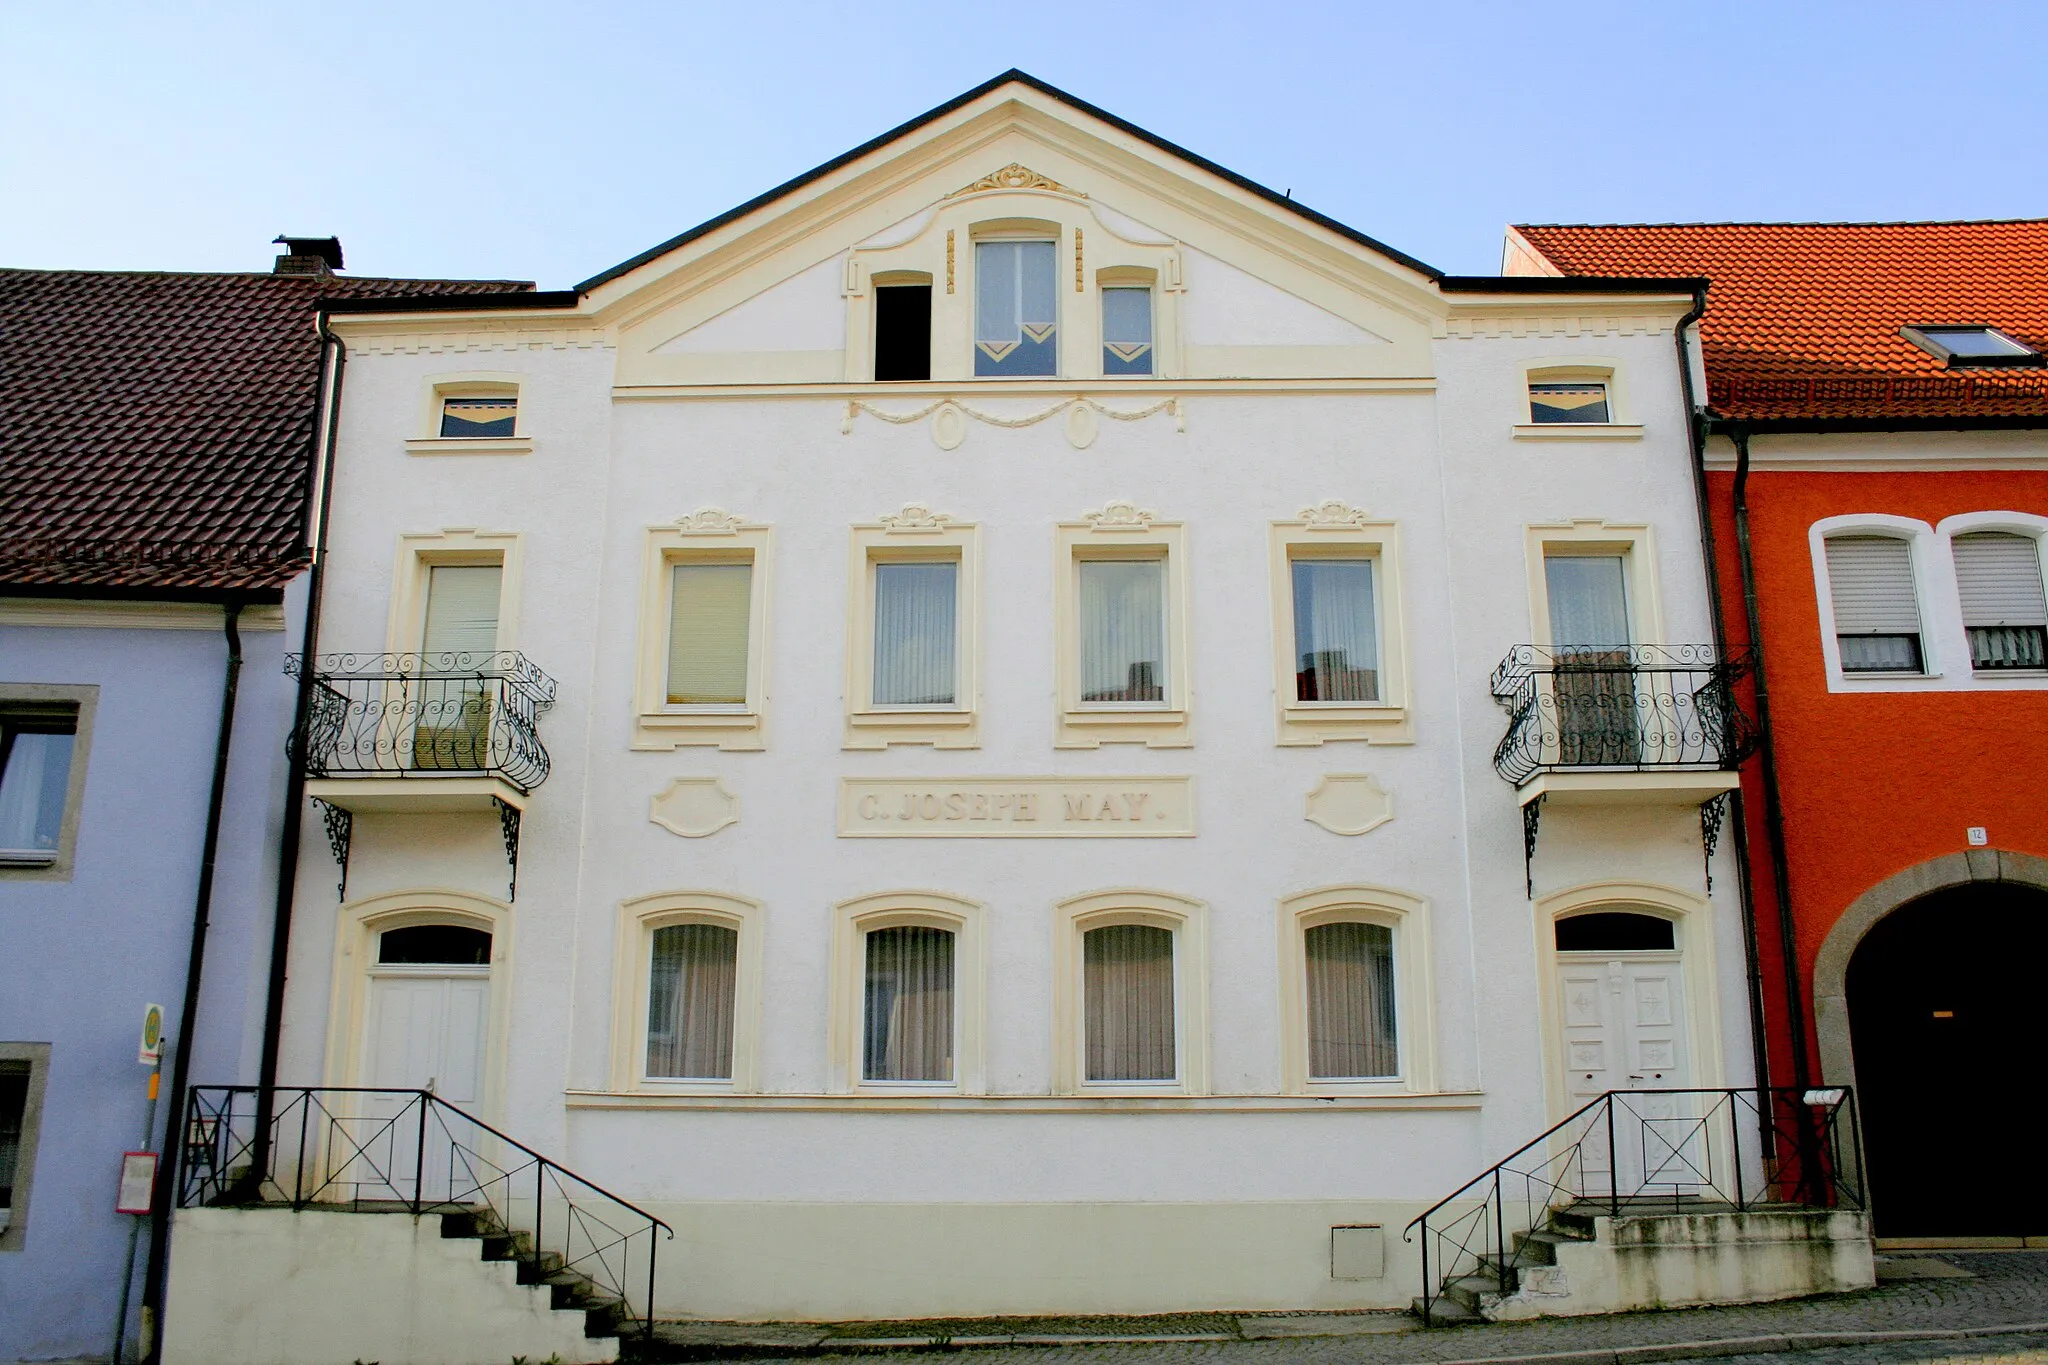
left=1441, top=1272, right=1510, bottom=1314
left=1410, top=1293, right=1484, bottom=1325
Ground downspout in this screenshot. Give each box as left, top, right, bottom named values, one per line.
left=1674, top=294, right=1774, bottom=1114
left=1730, top=428, right=1814, bottom=1094
left=140, top=600, right=243, bottom=1352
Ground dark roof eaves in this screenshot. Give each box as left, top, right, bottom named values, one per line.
left=0, top=580, right=291, bottom=605
left=319, top=289, right=579, bottom=315
left=1438, top=275, right=1707, bottom=295
left=573, top=70, right=1444, bottom=295
left=1706, top=411, right=2048, bottom=435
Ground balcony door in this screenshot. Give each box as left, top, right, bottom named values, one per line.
left=1544, top=554, right=1638, bottom=766
left=413, top=564, right=501, bottom=771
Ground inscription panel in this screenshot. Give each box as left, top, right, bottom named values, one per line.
left=839, top=776, right=1194, bottom=838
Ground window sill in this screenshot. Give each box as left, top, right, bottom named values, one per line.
left=565, top=1089, right=1485, bottom=1113
left=0, top=851, right=57, bottom=868
left=1512, top=423, right=1644, bottom=442
left=845, top=707, right=980, bottom=751
left=1277, top=702, right=1412, bottom=746
left=1057, top=706, right=1190, bottom=749
left=633, top=709, right=765, bottom=751
left=405, top=436, right=535, bottom=456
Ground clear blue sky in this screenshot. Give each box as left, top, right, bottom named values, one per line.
left=3, top=1, right=2041, bottom=285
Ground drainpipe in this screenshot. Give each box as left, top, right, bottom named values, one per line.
left=1730, top=429, right=1814, bottom=1095
left=139, top=600, right=243, bottom=1356
left=1673, top=296, right=1776, bottom=1122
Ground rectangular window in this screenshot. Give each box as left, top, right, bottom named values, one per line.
left=1084, top=924, right=1176, bottom=1083
left=1079, top=558, right=1167, bottom=703
left=1826, top=536, right=1924, bottom=673
left=0, top=708, right=78, bottom=865
left=440, top=395, right=517, bottom=438
left=1954, top=532, right=2048, bottom=670
left=974, top=239, right=1057, bottom=377
left=1101, top=286, right=1154, bottom=376
left=1292, top=559, right=1378, bottom=701
left=0, top=1054, right=36, bottom=1238
left=863, top=926, right=954, bottom=1083
left=421, top=564, right=503, bottom=660
left=645, top=923, right=738, bottom=1081
left=1544, top=554, right=1639, bottom=765
left=873, top=284, right=932, bottom=382
left=872, top=561, right=958, bottom=706
left=412, top=565, right=503, bottom=772
left=667, top=562, right=753, bottom=705
left=1305, top=922, right=1398, bottom=1080
left=1529, top=381, right=1610, bottom=424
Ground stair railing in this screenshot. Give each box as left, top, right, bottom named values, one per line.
left=179, top=1086, right=673, bottom=1338
left=1404, top=1086, right=1864, bottom=1327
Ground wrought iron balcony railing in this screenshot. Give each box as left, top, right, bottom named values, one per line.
left=287, top=651, right=558, bottom=793
left=1490, top=644, right=1757, bottom=787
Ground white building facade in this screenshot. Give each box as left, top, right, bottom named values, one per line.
left=274, top=75, right=1752, bottom=1319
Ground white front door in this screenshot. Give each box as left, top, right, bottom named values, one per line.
left=358, top=964, right=491, bottom=1202
left=1558, top=952, right=1697, bottom=1196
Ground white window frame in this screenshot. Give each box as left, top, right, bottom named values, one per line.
left=407, top=371, right=533, bottom=456
left=828, top=892, right=985, bottom=1095
left=634, top=510, right=773, bottom=750
left=0, top=1041, right=51, bottom=1249
left=1941, top=512, right=2048, bottom=683
left=1052, top=889, right=1208, bottom=1096
left=1055, top=503, right=1190, bottom=748
left=1277, top=885, right=1436, bottom=1095
left=1513, top=358, right=1645, bottom=441
left=386, top=528, right=522, bottom=657
left=1269, top=503, right=1410, bottom=745
left=609, top=891, right=764, bottom=1093
left=844, top=508, right=980, bottom=749
left=0, top=685, right=95, bottom=882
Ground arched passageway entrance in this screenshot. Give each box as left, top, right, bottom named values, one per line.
left=1846, top=881, right=2048, bottom=1237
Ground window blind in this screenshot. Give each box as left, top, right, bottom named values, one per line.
left=1084, top=924, right=1175, bottom=1082
left=1304, top=922, right=1399, bottom=1080
left=1825, top=537, right=1921, bottom=634
left=1954, top=533, right=2047, bottom=627
left=863, top=926, right=954, bottom=1083
left=667, top=562, right=752, bottom=705
left=872, top=561, right=957, bottom=706
left=422, top=565, right=502, bottom=660
left=1079, top=558, right=1167, bottom=702
left=645, top=923, right=738, bottom=1080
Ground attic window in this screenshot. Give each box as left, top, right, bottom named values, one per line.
left=1529, top=381, right=1610, bottom=424
left=1900, top=326, right=2043, bottom=368
left=440, top=395, right=518, bottom=438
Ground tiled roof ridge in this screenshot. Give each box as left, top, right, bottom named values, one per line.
left=0, top=266, right=535, bottom=287
left=1516, top=217, right=2048, bottom=231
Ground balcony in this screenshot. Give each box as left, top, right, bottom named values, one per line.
left=1490, top=644, right=1757, bottom=807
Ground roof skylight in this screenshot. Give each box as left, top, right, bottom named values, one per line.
left=1900, top=325, right=2044, bottom=368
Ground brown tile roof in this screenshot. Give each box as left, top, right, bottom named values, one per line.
left=0, top=269, right=531, bottom=595
left=1511, top=220, right=2048, bottom=425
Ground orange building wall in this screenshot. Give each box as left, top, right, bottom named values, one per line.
left=1707, top=466, right=2048, bottom=1077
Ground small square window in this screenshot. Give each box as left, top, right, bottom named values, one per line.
left=0, top=707, right=78, bottom=866
left=1901, top=326, right=2043, bottom=368
left=440, top=395, right=518, bottom=437
left=1529, top=381, right=1610, bottom=424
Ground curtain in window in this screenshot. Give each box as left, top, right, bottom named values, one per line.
left=863, top=926, right=954, bottom=1082
left=873, top=561, right=958, bottom=705
left=1084, top=924, right=1176, bottom=1082
left=1544, top=554, right=1636, bottom=765
left=975, top=240, right=1057, bottom=377
left=1101, top=287, right=1153, bottom=375
left=667, top=562, right=752, bottom=705
left=0, top=730, right=74, bottom=854
left=1305, top=922, right=1398, bottom=1079
left=1079, top=559, right=1166, bottom=702
left=1826, top=537, right=1922, bottom=672
left=1292, top=559, right=1378, bottom=701
left=645, top=923, right=738, bottom=1080
left=1954, top=532, right=2048, bottom=669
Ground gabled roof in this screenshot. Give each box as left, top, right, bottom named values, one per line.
left=0, top=268, right=530, bottom=597
left=1511, top=219, right=2048, bottom=427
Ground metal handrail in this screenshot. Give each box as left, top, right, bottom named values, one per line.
left=180, top=1086, right=672, bottom=1337
left=284, top=651, right=558, bottom=792
left=1489, top=644, right=1757, bottom=786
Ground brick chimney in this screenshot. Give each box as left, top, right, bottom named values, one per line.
left=272, top=236, right=344, bottom=276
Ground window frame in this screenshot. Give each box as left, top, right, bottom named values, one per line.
left=609, top=891, right=764, bottom=1094
left=970, top=226, right=1062, bottom=380
left=1277, top=885, right=1436, bottom=1095
left=634, top=511, right=773, bottom=750
left=1097, top=267, right=1157, bottom=378
left=1526, top=519, right=1666, bottom=649
left=0, top=685, right=95, bottom=882
left=828, top=892, right=985, bottom=1095
left=1052, top=890, right=1208, bottom=1096
left=1513, top=359, right=1645, bottom=441
left=1899, top=325, right=2045, bottom=369
left=1269, top=506, right=1410, bottom=745
left=1054, top=505, right=1190, bottom=748
left=0, top=1042, right=51, bottom=1249
left=407, top=372, right=534, bottom=456
left=844, top=509, right=980, bottom=749
left=385, top=528, right=522, bottom=657
left=1947, top=520, right=2048, bottom=674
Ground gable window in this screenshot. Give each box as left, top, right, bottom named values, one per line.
left=974, top=239, right=1057, bottom=377
left=0, top=705, right=78, bottom=867
left=1529, top=381, right=1610, bottom=424
left=1901, top=326, right=2043, bottom=369
left=863, top=925, right=954, bottom=1083
left=1101, top=285, right=1154, bottom=376
left=1954, top=532, right=2048, bottom=670
left=1292, top=558, right=1378, bottom=702
left=1304, top=921, right=1398, bottom=1080
left=667, top=562, right=753, bottom=705
left=873, top=278, right=932, bottom=382
left=440, top=395, right=518, bottom=438
left=1825, top=535, right=1924, bottom=673
left=1079, top=558, right=1167, bottom=703
left=1084, top=923, right=1176, bottom=1083
left=646, top=922, right=739, bottom=1081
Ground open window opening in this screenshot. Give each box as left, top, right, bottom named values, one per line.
left=873, top=275, right=932, bottom=382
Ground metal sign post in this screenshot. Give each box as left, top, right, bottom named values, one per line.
left=111, top=1006, right=164, bottom=1365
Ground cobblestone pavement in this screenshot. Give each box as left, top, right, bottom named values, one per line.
left=669, top=1252, right=2048, bottom=1365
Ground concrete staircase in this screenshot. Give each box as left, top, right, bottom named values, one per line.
left=443, top=1206, right=636, bottom=1343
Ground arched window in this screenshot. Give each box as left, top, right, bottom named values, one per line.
left=1554, top=911, right=1675, bottom=953
left=1824, top=534, right=1924, bottom=674
left=1304, top=921, right=1398, bottom=1080
left=1083, top=923, right=1176, bottom=1083
left=646, top=922, right=739, bottom=1081
left=377, top=924, right=491, bottom=965
left=863, top=925, right=955, bottom=1083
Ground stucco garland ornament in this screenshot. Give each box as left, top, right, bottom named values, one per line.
left=841, top=396, right=1183, bottom=450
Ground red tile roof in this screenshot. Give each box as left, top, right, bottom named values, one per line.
left=0, top=269, right=530, bottom=595
left=1511, top=220, right=2048, bottom=425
